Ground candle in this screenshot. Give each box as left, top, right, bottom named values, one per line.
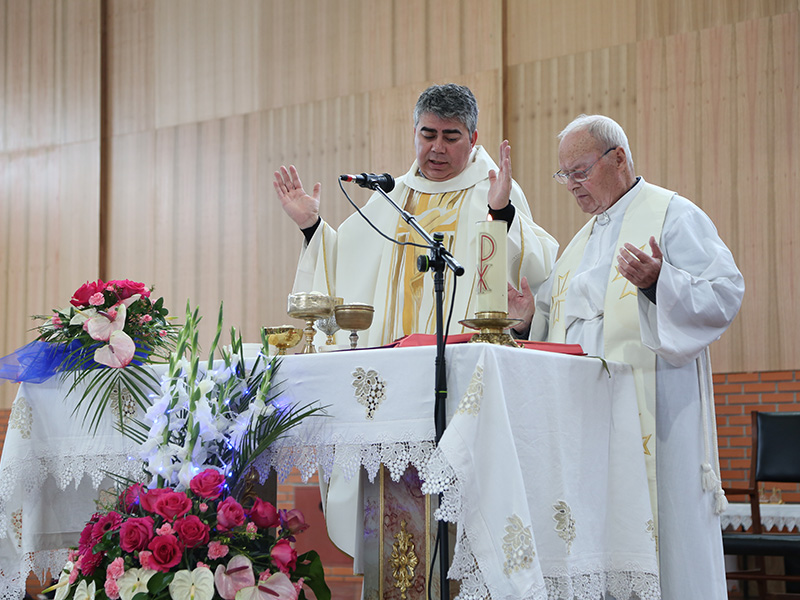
left=475, top=219, right=507, bottom=314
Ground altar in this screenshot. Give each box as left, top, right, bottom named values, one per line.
left=0, top=342, right=660, bottom=600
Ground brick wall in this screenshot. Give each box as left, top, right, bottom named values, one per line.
left=715, top=370, right=800, bottom=502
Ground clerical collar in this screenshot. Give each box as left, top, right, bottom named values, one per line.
left=594, top=177, right=643, bottom=226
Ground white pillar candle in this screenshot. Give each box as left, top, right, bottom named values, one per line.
left=476, top=219, right=507, bottom=314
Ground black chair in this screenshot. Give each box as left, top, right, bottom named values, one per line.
left=723, top=411, right=800, bottom=599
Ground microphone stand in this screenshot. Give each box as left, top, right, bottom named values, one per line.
left=369, top=184, right=463, bottom=600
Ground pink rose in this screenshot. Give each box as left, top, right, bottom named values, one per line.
left=139, top=487, right=172, bottom=513
left=270, top=539, right=297, bottom=573
left=249, top=498, right=279, bottom=530
left=104, top=577, right=120, bottom=599
left=208, top=540, right=229, bottom=560
left=70, top=279, right=106, bottom=307
left=119, top=516, right=154, bottom=553
left=108, top=279, right=151, bottom=301
left=154, top=490, right=192, bottom=521
left=189, top=469, right=227, bottom=500
left=279, top=509, right=309, bottom=535
left=216, top=497, right=245, bottom=532
left=174, top=515, right=210, bottom=548
left=147, top=534, right=184, bottom=572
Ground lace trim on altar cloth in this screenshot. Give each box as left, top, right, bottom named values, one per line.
left=0, top=452, right=144, bottom=538
left=252, top=438, right=437, bottom=486
left=420, top=447, right=661, bottom=600
left=0, top=548, right=69, bottom=600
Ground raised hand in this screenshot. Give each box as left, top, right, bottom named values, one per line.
left=273, top=165, right=321, bottom=230
left=487, top=140, right=513, bottom=210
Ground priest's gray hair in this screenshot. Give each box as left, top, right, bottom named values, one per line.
left=414, top=84, right=479, bottom=137
left=559, top=114, right=635, bottom=172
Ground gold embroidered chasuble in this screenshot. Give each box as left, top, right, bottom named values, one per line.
left=293, top=145, right=558, bottom=349
left=545, top=184, right=674, bottom=530
left=381, top=188, right=468, bottom=342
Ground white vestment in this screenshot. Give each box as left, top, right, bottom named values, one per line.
left=293, top=145, right=558, bottom=562
left=294, top=145, right=558, bottom=347
left=531, top=178, right=745, bottom=600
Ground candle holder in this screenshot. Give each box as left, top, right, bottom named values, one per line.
left=287, top=292, right=334, bottom=354
left=459, top=311, right=521, bottom=348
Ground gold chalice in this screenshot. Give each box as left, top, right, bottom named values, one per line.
left=262, top=326, right=303, bottom=355
left=316, top=296, right=344, bottom=345
left=334, top=303, right=374, bottom=349
left=287, top=292, right=334, bottom=354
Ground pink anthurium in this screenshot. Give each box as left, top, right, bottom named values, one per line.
left=235, top=572, right=298, bottom=600
left=86, top=303, right=127, bottom=342
left=94, top=330, right=136, bottom=368
left=214, top=555, right=255, bottom=600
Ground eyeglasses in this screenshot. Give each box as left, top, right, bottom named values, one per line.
left=553, top=147, right=616, bottom=185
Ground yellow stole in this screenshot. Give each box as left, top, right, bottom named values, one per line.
left=380, top=188, right=468, bottom=342
left=547, top=183, right=674, bottom=536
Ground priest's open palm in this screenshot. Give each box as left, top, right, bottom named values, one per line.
left=273, top=165, right=321, bottom=230
left=487, top=140, right=513, bottom=210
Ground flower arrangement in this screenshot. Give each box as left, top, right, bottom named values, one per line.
left=30, top=278, right=179, bottom=430
left=46, top=303, right=330, bottom=600
left=46, top=469, right=329, bottom=600
left=37, top=278, right=175, bottom=369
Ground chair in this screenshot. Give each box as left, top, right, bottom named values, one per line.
left=723, top=411, right=800, bottom=599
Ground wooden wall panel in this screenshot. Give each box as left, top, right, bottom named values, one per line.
left=636, top=0, right=799, bottom=40
left=107, top=0, right=155, bottom=135
left=154, top=0, right=260, bottom=128
left=0, top=0, right=100, bottom=410
left=3, top=0, right=800, bottom=414
left=772, top=12, right=800, bottom=368
left=507, top=0, right=637, bottom=65
left=508, top=44, right=638, bottom=250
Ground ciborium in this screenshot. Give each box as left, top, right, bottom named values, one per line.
left=316, top=296, right=344, bottom=345
left=287, top=292, right=334, bottom=354
left=334, top=303, right=374, bottom=349
left=262, top=326, right=303, bottom=355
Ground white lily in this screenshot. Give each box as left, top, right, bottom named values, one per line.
left=169, top=567, right=215, bottom=600
left=117, top=567, right=156, bottom=600
left=72, top=580, right=96, bottom=600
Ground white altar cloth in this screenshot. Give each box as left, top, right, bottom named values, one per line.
left=0, top=343, right=660, bottom=600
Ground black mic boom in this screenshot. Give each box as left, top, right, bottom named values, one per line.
left=340, top=172, right=395, bottom=193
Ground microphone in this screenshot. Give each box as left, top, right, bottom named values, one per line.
left=340, top=172, right=395, bottom=193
